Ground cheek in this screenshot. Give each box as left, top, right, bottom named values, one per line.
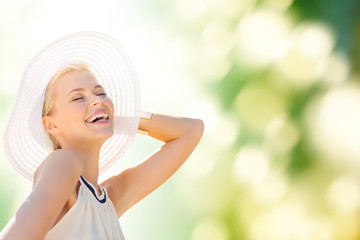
left=105, top=99, right=115, bottom=113
left=58, top=104, right=87, bottom=125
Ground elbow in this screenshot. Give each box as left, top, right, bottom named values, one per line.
left=196, top=119, right=205, bottom=135
left=189, top=119, right=205, bottom=140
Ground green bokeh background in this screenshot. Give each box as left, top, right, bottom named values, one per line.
left=1, top=0, right=360, bottom=239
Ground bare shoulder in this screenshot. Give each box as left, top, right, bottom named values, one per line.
left=34, top=149, right=84, bottom=185
left=31, top=149, right=84, bottom=225
left=0, top=150, right=84, bottom=240
left=32, top=149, right=84, bottom=227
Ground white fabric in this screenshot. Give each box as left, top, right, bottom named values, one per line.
left=44, top=176, right=125, bottom=240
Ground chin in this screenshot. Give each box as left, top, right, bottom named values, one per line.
left=104, top=132, right=114, bottom=141
left=99, top=130, right=114, bottom=141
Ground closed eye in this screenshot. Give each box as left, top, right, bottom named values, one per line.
left=72, top=97, right=83, bottom=101
left=72, top=93, right=106, bottom=101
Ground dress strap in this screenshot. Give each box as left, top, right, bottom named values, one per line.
left=80, top=176, right=107, bottom=204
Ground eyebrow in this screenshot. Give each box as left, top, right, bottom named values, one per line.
left=67, top=85, right=104, bottom=97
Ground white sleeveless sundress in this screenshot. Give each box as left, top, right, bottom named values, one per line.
left=44, top=175, right=126, bottom=240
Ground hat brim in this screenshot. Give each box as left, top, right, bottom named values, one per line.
left=3, top=31, right=141, bottom=181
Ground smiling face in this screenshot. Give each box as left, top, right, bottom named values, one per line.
left=42, top=70, right=115, bottom=150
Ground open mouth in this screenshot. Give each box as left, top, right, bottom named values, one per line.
left=85, top=113, right=109, bottom=123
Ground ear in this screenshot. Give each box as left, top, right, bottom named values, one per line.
left=42, top=116, right=61, bottom=136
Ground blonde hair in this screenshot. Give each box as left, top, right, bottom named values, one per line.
left=42, top=62, right=92, bottom=150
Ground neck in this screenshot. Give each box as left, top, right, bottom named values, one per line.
left=60, top=140, right=102, bottom=186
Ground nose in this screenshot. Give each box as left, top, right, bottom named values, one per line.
left=91, top=95, right=104, bottom=107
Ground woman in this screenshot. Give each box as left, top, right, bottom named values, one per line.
left=0, top=32, right=204, bottom=239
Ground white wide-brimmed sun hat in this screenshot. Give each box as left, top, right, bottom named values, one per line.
left=3, top=31, right=141, bottom=182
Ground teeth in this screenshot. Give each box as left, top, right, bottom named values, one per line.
left=86, top=113, right=108, bottom=123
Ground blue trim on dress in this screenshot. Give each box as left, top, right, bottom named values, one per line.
left=80, top=176, right=106, bottom=204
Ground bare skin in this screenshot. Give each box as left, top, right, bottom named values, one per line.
left=0, top=71, right=204, bottom=239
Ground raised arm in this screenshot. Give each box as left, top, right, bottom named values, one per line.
left=103, top=113, right=204, bottom=217
left=0, top=150, right=83, bottom=240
